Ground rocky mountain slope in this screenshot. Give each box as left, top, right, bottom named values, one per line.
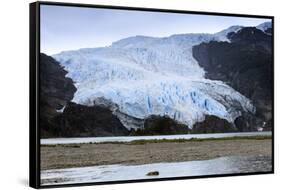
left=40, top=53, right=77, bottom=137
left=192, top=26, right=272, bottom=131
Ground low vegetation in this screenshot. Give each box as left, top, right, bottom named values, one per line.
left=41, top=135, right=271, bottom=147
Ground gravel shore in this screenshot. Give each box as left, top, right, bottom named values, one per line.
left=41, top=138, right=271, bottom=170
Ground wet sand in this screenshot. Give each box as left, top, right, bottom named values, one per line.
left=41, top=138, right=271, bottom=170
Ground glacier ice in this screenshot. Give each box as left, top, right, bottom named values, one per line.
left=52, top=25, right=258, bottom=130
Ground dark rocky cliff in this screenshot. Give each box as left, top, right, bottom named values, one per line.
left=52, top=102, right=130, bottom=137
left=192, top=27, right=273, bottom=131
left=192, top=115, right=237, bottom=133
left=131, top=115, right=190, bottom=136
left=131, top=115, right=239, bottom=135
left=40, top=53, right=77, bottom=137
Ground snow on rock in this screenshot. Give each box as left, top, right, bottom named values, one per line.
left=52, top=25, right=259, bottom=130
left=56, top=106, right=66, bottom=113
left=214, top=25, right=243, bottom=41
left=256, top=21, right=272, bottom=32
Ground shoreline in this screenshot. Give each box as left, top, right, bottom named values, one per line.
left=41, top=155, right=272, bottom=185
left=41, top=136, right=272, bottom=170
left=41, top=131, right=272, bottom=145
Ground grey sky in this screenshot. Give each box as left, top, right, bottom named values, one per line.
left=40, top=5, right=271, bottom=55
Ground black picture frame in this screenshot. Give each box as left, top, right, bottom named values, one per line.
left=30, top=1, right=274, bottom=189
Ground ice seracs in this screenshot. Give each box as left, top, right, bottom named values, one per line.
left=51, top=23, right=270, bottom=130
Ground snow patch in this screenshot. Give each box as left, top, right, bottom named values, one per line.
left=256, top=22, right=272, bottom=33
left=56, top=106, right=65, bottom=113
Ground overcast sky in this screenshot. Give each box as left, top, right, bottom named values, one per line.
left=40, top=5, right=271, bottom=55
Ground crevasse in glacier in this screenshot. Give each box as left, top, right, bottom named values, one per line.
left=52, top=25, right=258, bottom=130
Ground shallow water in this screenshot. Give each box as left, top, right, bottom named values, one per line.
left=41, top=155, right=272, bottom=186
left=41, top=131, right=271, bottom=145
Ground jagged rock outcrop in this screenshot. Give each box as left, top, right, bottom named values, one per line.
left=40, top=53, right=77, bottom=108
left=192, top=115, right=237, bottom=133
left=131, top=114, right=242, bottom=135
left=131, top=115, right=190, bottom=136
left=40, top=53, right=77, bottom=137
left=192, top=27, right=273, bottom=131
left=52, top=102, right=130, bottom=137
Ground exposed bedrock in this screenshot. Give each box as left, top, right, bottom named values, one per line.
left=40, top=53, right=76, bottom=109
left=192, top=115, right=237, bottom=133
left=130, top=115, right=190, bottom=136
left=40, top=53, right=77, bottom=137
left=52, top=102, right=130, bottom=137
left=130, top=115, right=245, bottom=135
left=192, top=27, right=273, bottom=131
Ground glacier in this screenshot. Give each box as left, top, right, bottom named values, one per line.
left=52, top=25, right=259, bottom=130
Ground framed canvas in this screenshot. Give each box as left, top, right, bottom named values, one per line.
left=29, top=1, right=274, bottom=188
